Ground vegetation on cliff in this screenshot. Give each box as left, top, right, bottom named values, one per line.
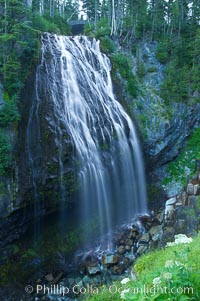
left=0, top=0, right=70, bottom=176
left=163, top=127, right=200, bottom=188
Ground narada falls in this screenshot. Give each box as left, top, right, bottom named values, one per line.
left=25, top=33, right=147, bottom=251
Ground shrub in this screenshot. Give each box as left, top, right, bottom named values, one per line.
left=31, top=13, right=58, bottom=33
left=99, top=36, right=115, bottom=54
left=112, top=53, right=138, bottom=98
left=156, top=41, right=169, bottom=63
left=84, top=23, right=95, bottom=35
left=95, top=18, right=110, bottom=38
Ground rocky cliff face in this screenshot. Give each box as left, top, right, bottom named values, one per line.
left=134, top=42, right=200, bottom=167
left=115, top=42, right=200, bottom=200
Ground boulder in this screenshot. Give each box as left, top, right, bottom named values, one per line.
left=187, top=183, right=195, bottom=195
left=149, top=225, right=162, bottom=242
left=45, top=273, right=54, bottom=282
left=117, top=246, right=126, bottom=254
left=102, top=254, right=120, bottom=266
left=111, top=264, right=126, bottom=275
left=125, top=239, right=134, bottom=246
left=137, top=245, right=148, bottom=255
left=139, top=233, right=150, bottom=244
left=194, top=184, right=200, bottom=195
left=166, top=197, right=176, bottom=206
left=165, top=204, right=175, bottom=221
left=87, top=264, right=101, bottom=275
left=125, top=245, right=131, bottom=251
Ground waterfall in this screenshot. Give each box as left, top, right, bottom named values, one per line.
left=27, top=33, right=147, bottom=246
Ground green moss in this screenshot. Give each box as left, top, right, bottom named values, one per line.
left=163, top=127, right=200, bottom=187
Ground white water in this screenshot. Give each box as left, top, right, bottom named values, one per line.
left=28, top=33, right=147, bottom=244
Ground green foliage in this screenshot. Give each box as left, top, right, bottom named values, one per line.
left=95, top=18, right=110, bottom=38
left=84, top=22, right=95, bottom=35
left=0, top=0, right=72, bottom=177
left=31, top=13, right=58, bottom=33
left=127, top=78, right=138, bottom=98
left=32, top=14, right=71, bottom=34
left=112, top=53, right=137, bottom=98
left=0, top=131, right=11, bottom=176
left=0, top=95, right=20, bottom=127
left=161, top=62, right=189, bottom=104
left=156, top=40, right=169, bottom=63
left=112, top=53, right=131, bottom=78
left=158, top=35, right=200, bottom=105
left=99, top=36, right=115, bottom=54
left=163, top=127, right=200, bottom=186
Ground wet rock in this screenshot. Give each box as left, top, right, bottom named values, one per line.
left=117, top=246, right=126, bottom=254
left=175, top=207, right=198, bottom=236
left=76, top=280, right=83, bottom=288
left=75, top=277, right=82, bottom=284
left=102, top=254, right=120, bottom=266
left=156, top=211, right=164, bottom=223
left=137, top=245, right=148, bottom=255
left=166, top=197, right=176, bottom=206
left=87, top=264, right=101, bottom=275
left=125, top=245, right=131, bottom=251
left=194, top=184, right=200, bottom=195
left=51, top=272, right=63, bottom=285
left=111, top=264, right=126, bottom=275
left=149, top=225, right=162, bottom=242
left=179, top=192, right=188, bottom=206
left=45, top=273, right=54, bottom=282
left=125, top=239, right=133, bottom=246
left=159, top=226, right=175, bottom=246
left=138, top=233, right=150, bottom=244
left=127, top=231, right=134, bottom=239
left=165, top=204, right=175, bottom=221
left=67, top=278, right=75, bottom=286
left=186, top=183, right=199, bottom=195
left=188, top=196, right=197, bottom=208
left=78, top=263, right=86, bottom=275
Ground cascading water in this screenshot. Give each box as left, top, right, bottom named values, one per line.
left=26, top=33, right=147, bottom=247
